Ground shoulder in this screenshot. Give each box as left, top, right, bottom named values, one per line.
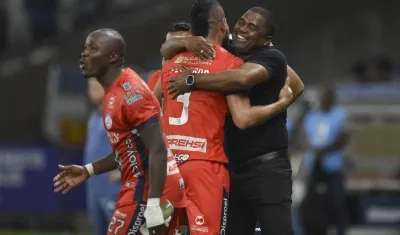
left=247, top=46, right=286, bottom=63
left=149, top=69, right=161, bottom=78
left=214, top=45, right=243, bottom=67
left=214, top=45, right=238, bottom=59
left=147, top=70, right=161, bottom=90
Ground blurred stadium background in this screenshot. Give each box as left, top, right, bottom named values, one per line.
left=0, top=0, right=399, bottom=235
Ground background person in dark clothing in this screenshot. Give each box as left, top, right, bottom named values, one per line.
left=300, top=87, right=349, bottom=235
left=160, top=7, right=304, bottom=235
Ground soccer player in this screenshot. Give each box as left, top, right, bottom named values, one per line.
left=85, top=77, right=120, bottom=235
left=147, top=21, right=191, bottom=91
left=160, top=6, right=305, bottom=235
left=53, top=29, right=186, bottom=235
left=159, top=1, right=293, bottom=234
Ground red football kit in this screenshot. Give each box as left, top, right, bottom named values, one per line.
left=161, top=45, right=243, bottom=235
left=147, top=69, right=161, bottom=91
left=103, top=68, right=186, bottom=235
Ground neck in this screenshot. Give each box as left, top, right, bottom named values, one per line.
left=97, top=67, right=124, bottom=90
left=236, top=52, right=251, bottom=60
left=235, top=43, right=271, bottom=60
left=205, top=30, right=223, bottom=46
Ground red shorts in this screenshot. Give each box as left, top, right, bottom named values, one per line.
left=107, top=203, right=187, bottom=235
left=179, top=160, right=230, bottom=235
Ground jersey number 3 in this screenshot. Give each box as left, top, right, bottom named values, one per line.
left=169, top=92, right=191, bottom=125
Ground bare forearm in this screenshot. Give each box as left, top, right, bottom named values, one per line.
left=91, top=152, right=118, bottom=175
left=233, top=100, right=287, bottom=129
left=148, top=148, right=167, bottom=198
left=196, top=69, right=247, bottom=92
left=160, top=37, right=186, bottom=60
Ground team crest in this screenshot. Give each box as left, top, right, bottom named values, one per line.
left=124, top=91, right=143, bottom=105
left=105, top=113, right=112, bottom=129
left=174, top=56, right=184, bottom=64
left=122, top=82, right=131, bottom=90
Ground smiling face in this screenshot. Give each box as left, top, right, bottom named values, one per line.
left=232, top=10, right=272, bottom=54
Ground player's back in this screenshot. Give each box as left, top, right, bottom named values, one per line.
left=160, top=45, right=243, bottom=164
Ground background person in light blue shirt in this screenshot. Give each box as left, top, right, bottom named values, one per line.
left=301, top=87, right=349, bottom=235
left=84, top=78, right=121, bottom=235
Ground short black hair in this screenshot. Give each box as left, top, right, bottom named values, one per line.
left=249, top=7, right=277, bottom=36
left=189, top=0, right=221, bottom=37
left=167, top=21, right=191, bottom=33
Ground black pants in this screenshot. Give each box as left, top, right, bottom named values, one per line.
left=226, top=155, right=293, bottom=235
left=301, top=172, right=346, bottom=235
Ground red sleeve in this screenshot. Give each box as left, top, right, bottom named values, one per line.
left=225, top=55, right=244, bottom=69
left=122, top=88, right=159, bottom=130
left=147, top=70, right=161, bottom=91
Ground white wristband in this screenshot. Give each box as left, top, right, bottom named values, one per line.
left=147, top=198, right=160, bottom=206
left=85, top=163, right=95, bottom=176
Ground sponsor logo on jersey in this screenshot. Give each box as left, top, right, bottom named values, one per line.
left=174, top=56, right=212, bottom=65
left=105, top=113, right=112, bottom=129
left=191, top=215, right=208, bottom=233
left=167, top=158, right=179, bottom=176
left=122, top=82, right=131, bottom=90
left=166, top=135, right=207, bottom=153
left=124, top=91, right=143, bottom=105
left=220, top=195, right=228, bottom=235
left=174, top=56, right=184, bottom=64
left=174, top=153, right=190, bottom=164
left=127, top=203, right=146, bottom=234
left=106, top=131, right=119, bottom=144
left=125, top=137, right=140, bottom=176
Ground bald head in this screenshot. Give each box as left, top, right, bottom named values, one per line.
left=89, top=28, right=126, bottom=64
left=81, top=28, right=126, bottom=78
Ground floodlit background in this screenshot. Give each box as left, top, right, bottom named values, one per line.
left=0, top=0, right=399, bottom=235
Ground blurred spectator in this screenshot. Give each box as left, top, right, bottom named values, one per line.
left=57, top=0, right=79, bottom=34
left=26, top=0, right=57, bottom=43
left=0, top=2, right=6, bottom=54
left=5, top=0, right=31, bottom=47
left=300, top=87, right=349, bottom=235
left=352, top=56, right=394, bottom=83
left=84, top=78, right=120, bottom=235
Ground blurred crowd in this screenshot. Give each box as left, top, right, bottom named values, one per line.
left=0, top=1, right=399, bottom=235
left=0, top=0, right=142, bottom=54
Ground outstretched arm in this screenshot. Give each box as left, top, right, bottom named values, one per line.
left=193, top=62, right=267, bottom=92
left=91, top=152, right=118, bottom=174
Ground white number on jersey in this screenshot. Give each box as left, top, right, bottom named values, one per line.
left=169, top=92, right=191, bottom=125
left=108, top=217, right=125, bottom=234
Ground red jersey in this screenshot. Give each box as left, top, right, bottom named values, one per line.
left=160, top=45, right=243, bottom=164
left=147, top=70, right=161, bottom=91
left=103, top=68, right=185, bottom=208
